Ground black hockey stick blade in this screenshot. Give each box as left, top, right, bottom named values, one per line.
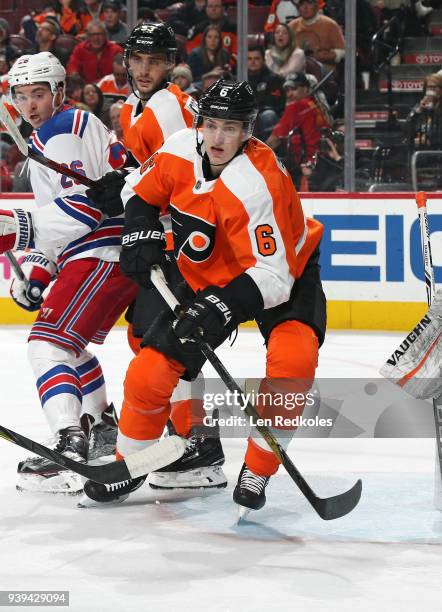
left=314, top=479, right=363, bottom=521
left=0, top=424, right=186, bottom=484
left=199, top=341, right=363, bottom=520
left=281, top=447, right=362, bottom=520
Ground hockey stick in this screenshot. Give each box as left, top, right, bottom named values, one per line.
left=150, top=266, right=362, bottom=520
left=0, top=103, right=97, bottom=188
left=5, top=251, right=29, bottom=290
left=0, top=424, right=186, bottom=484
left=415, top=192, right=442, bottom=489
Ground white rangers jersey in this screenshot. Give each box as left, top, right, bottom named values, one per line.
left=28, top=106, right=127, bottom=269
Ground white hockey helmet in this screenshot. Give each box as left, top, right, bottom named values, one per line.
left=9, top=52, right=66, bottom=94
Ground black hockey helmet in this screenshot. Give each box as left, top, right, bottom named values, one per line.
left=123, top=22, right=177, bottom=65
left=197, top=79, right=258, bottom=135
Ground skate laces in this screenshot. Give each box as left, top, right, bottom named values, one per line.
left=105, top=479, right=131, bottom=493
left=183, top=434, right=198, bottom=456
left=241, top=467, right=269, bottom=495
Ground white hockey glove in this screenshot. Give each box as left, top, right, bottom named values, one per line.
left=10, top=252, right=57, bottom=312
left=0, top=209, right=33, bottom=253
left=380, top=288, right=442, bottom=399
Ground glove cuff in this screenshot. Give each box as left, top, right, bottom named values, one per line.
left=12, top=209, right=34, bottom=251
left=222, top=273, right=264, bottom=323
left=125, top=195, right=160, bottom=224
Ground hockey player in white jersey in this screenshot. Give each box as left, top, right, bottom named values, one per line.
left=0, top=52, right=138, bottom=494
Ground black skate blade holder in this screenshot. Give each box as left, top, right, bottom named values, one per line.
left=150, top=266, right=362, bottom=520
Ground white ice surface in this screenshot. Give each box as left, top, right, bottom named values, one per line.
left=1, top=327, right=442, bottom=612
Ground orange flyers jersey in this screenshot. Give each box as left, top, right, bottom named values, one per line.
left=97, top=74, right=130, bottom=98
left=122, top=129, right=323, bottom=310
left=120, top=83, right=198, bottom=165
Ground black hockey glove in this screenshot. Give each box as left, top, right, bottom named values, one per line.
left=86, top=170, right=129, bottom=217
left=173, top=286, right=236, bottom=345
left=120, top=216, right=167, bottom=287
left=174, top=274, right=265, bottom=346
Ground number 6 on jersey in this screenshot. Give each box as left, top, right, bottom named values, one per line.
left=255, top=224, right=277, bottom=256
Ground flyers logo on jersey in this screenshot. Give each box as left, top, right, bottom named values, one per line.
left=171, top=205, right=215, bottom=263
left=140, top=152, right=158, bottom=175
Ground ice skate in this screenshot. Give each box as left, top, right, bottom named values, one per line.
left=149, top=422, right=227, bottom=490
left=233, top=463, right=270, bottom=522
left=16, top=426, right=88, bottom=495
left=87, top=403, right=119, bottom=461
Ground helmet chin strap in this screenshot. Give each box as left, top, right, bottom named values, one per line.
left=50, top=83, right=65, bottom=117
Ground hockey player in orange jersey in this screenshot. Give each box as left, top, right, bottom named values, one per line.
left=81, top=80, right=326, bottom=515
left=91, top=22, right=227, bottom=491
left=119, top=22, right=197, bottom=166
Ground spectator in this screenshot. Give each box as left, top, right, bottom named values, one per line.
left=171, top=63, right=201, bottom=98
left=309, top=121, right=345, bottom=191
left=187, top=25, right=231, bottom=84
left=109, top=99, right=124, bottom=139
left=186, top=0, right=237, bottom=57
left=201, top=69, right=232, bottom=91
left=407, top=72, right=442, bottom=150
left=33, top=17, right=71, bottom=66
left=248, top=45, right=286, bottom=117
left=289, top=0, right=345, bottom=72
left=56, top=0, right=89, bottom=37
left=67, top=20, right=123, bottom=84
left=102, top=0, right=128, bottom=44
left=66, top=73, right=88, bottom=107
left=265, top=0, right=300, bottom=33
left=83, top=0, right=106, bottom=25
left=265, top=23, right=305, bottom=77
left=81, top=82, right=106, bottom=122
left=97, top=53, right=129, bottom=97
left=21, top=5, right=59, bottom=44
left=266, top=72, right=330, bottom=188
left=23, top=2, right=98, bottom=40
left=34, top=17, right=61, bottom=52
left=137, top=8, right=162, bottom=25
left=168, top=0, right=208, bottom=38
left=0, top=18, right=21, bottom=66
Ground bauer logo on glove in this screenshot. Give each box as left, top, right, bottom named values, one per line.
left=121, top=229, right=165, bottom=248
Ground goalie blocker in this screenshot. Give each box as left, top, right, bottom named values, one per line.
left=380, top=288, right=442, bottom=399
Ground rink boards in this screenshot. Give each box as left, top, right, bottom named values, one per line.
left=1, top=192, right=441, bottom=331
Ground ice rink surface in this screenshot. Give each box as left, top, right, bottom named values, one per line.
left=1, top=326, right=442, bottom=612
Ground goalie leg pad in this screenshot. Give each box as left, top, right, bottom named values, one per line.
left=380, top=290, right=442, bottom=399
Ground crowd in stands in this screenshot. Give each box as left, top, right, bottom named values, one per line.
left=1, top=0, right=442, bottom=192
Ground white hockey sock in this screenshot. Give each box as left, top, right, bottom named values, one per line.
left=76, top=350, right=108, bottom=422
left=28, top=340, right=82, bottom=434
